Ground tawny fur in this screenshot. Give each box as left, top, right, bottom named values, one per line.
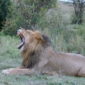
left=2, top=29, right=85, bottom=77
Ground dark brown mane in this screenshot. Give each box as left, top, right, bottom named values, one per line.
left=21, top=34, right=51, bottom=68
left=42, top=34, right=51, bottom=47
left=22, top=51, right=40, bottom=68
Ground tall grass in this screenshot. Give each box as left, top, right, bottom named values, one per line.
left=0, top=35, right=20, bottom=69
left=39, top=24, right=85, bottom=56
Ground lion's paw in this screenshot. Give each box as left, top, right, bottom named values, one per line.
left=2, top=68, right=14, bottom=75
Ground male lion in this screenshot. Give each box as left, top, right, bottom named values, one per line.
left=2, top=28, right=85, bottom=77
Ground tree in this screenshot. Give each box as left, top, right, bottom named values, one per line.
left=72, top=0, right=85, bottom=24
left=3, top=0, right=56, bottom=35
left=0, top=0, right=11, bottom=31
left=16, top=0, right=56, bottom=29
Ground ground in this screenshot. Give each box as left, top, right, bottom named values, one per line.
left=0, top=35, right=85, bottom=85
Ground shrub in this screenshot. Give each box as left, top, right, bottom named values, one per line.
left=0, top=0, right=11, bottom=31
left=3, top=0, right=56, bottom=35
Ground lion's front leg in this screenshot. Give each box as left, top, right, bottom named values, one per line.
left=40, top=70, right=58, bottom=76
left=2, top=68, right=34, bottom=75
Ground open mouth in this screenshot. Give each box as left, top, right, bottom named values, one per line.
left=18, top=36, right=25, bottom=49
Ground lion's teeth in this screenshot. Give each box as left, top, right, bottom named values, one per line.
left=18, top=42, right=24, bottom=49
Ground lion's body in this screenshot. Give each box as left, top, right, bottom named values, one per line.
left=2, top=29, right=85, bottom=77
left=22, top=45, right=85, bottom=76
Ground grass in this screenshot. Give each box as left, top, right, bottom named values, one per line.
left=0, top=35, right=85, bottom=85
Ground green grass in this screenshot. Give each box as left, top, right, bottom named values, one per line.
left=0, top=35, right=85, bottom=85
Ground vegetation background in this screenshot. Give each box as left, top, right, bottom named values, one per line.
left=0, top=0, right=85, bottom=85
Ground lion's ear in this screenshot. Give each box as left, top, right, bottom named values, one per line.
left=33, top=31, right=44, bottom=41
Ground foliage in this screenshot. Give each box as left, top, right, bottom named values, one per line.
left=71, top=0, right=85, bottom=24
left=38, top=8, right=64, bottom=32
left=3, top=4, right=22, bottom=35
left=17, top=0, right=56, bottom=28
left=3, top=0, right=56, bottom=35
left=0, top=0, right=11, bottom=31
left=0, top=0, right=85, bottom=54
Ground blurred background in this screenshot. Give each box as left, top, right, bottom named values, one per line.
left=0, top=0, right=85, bottom=54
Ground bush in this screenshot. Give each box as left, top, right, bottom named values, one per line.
left=0, top=0, right=11, bottom=31
left=3, top=0, right=56, bottom=35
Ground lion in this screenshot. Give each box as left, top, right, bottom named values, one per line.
left=2, top=28, right=85, bottom=77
